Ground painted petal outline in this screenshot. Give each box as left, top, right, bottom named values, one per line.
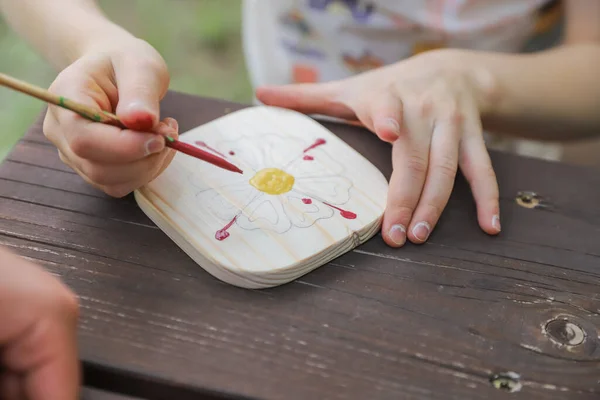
left=236, top=195, right=293, bottom=234
left=259, top=134, right=305, bottom=169
left=209, top=136, right=265, bottom=172
left=195, top=183, right=259, bottom=222
left=286, top=146, right=345, bottom=179
left=281, top=191, right=335, bottom=228
left=294, top=176, right=353, bottom=206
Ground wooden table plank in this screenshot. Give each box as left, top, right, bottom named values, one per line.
left=81, top=387, right=143, bottom=400
left=1, top=91, right=598, bottom=400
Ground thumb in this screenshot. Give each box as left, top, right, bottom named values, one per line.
left=113, top=54, right=170, bottom=132
left=256, top=82, right=356, bottom=120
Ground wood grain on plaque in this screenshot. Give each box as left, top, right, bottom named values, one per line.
left=134, top=106, right=388, bottom=289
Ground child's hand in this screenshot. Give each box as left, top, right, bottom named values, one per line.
left=256, top=49, right=501, bottom=247
left=0, top=247, right=80, bottom=399
left=43, top=38, right=178, bottom=198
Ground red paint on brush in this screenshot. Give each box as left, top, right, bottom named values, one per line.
left=166, top=140, right=243, bottom=174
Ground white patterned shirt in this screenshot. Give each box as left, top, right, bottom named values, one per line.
left=242, top=0, right=564, bottom=160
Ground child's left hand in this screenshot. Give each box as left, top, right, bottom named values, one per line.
left=256, top=49, right=501, bottom=247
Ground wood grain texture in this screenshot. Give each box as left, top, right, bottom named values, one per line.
left=135, top=106, right=388, bottom=288
left=0, top=91, right=599, bottom=400
left=81, top=387, right=142, bottom=400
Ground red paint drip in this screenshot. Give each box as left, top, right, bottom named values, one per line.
left=302, top=198, right=312, bottom=204
left=215, top=216, right=237, bottom=241
left=303, top=155, right=314, bottom=161
left=195, top=141, right=227, bottom=158
left=324, top=202, right=357, bottom=219
left=229, top=151, right=235, bottom=156
left=303, top=138, right=326, bottom=153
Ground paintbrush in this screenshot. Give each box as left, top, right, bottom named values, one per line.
left=0, top=71, right=243, bottom=174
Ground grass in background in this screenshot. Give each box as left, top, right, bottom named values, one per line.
left=0, top=0, right=252, bottom=161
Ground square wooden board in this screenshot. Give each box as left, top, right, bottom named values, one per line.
left=135, top=106, right=388, bottom=288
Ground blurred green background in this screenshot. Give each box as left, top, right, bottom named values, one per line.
left=0, top=0, right=253, bottom=161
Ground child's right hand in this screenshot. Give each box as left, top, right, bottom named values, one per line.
left=43, top=37, right=179, bottom=198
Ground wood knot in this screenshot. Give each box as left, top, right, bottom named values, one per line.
left=515, top=191, right=548, bottom=209
left=489, top=371, right=522, bottom=393
left=544, top=318, right=586, bottom=346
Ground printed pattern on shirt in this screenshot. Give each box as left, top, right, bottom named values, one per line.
left=277, top=0, right=562, bottom=84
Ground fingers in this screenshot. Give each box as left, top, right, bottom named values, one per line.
left=381, top=129, right=431, bottom=247
left=459, top=119, right=501, bottom=235
left=59, top=145, right=174, bottom=198
left=50, top=117, right=177, bottom=197
left=46, top=75, right=167, bottom=165
left=59, top=122, right=165, bottom=165
left=112, top=47, right=170, bottom=131
left=23, top=328, right=80, bottom=400
left=406, top=119, right=460, bottom=243
left=368, top=94, right=403, bottom=143
left=0, top=249, right=80, bottom=400
left=256, top=82, right=356, bottom=120
left=42, top=46, right=179, bottom=198
left=0, top=373, right=22, bottom=400
left=21, top=301, right=80, bottom=400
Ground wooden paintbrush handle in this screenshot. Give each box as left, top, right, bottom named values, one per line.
left=0, top=72, right=125, bottom=128
left=0, top=71, right=244, bottom=174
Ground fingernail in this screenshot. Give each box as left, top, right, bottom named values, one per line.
left=165, top=118, right=178, bottom=132
left=412, top=222, right=431, bottom=241
left=388, top=224, right=406, bottom=246
left=492, top=214, right=501, bottom=231
left=385, top=118, right=401, bottom=135
left=155, top=122, right=177, bottom=139
left=145, top=137, right=163, bottom=155
left=127, top=100, right=153, bottom=114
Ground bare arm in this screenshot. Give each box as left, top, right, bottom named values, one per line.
left=474, top=0, right=600, bottom=141
left=473, top=43, right=600, bottom=141
left=563, top=0, right=600, bottom=44
left=0, top=0, right=134, bottom=69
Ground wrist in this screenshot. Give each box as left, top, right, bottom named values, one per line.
left=70, top=17, right=138, bottom=63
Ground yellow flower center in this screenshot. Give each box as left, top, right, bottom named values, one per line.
left=250, top=168, right=295, bottom=195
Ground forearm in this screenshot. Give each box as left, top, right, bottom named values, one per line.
left=468, top=44, right=600, bottom=141
left=0, top=0, right=135, bottom=69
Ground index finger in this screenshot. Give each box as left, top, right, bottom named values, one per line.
left=256, top=82, right=356, bottom=120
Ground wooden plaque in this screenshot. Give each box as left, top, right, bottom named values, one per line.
left=135, top=106, right=388, bottom=288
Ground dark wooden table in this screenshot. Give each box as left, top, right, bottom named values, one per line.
left=1, top=91, right=599, bottom=400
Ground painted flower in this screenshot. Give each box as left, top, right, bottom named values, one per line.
left=188, top=134, right=356, bottom=241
